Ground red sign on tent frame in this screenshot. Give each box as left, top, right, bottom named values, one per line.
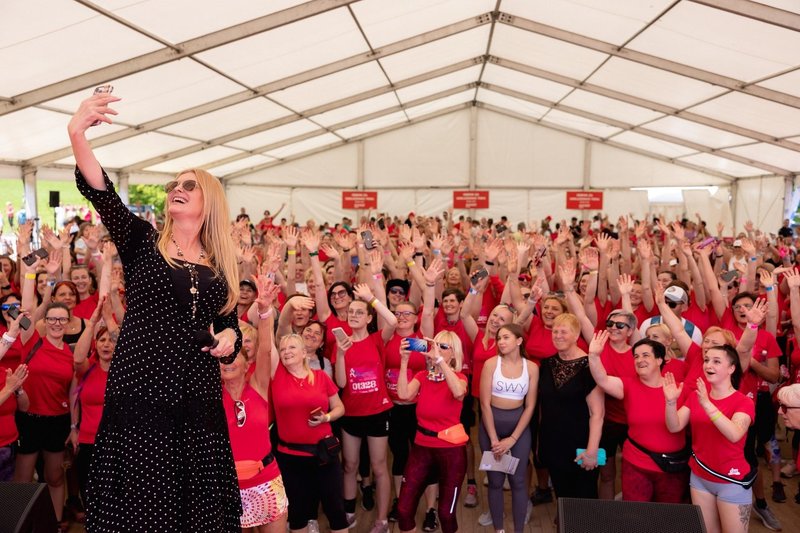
left=342, top=191, right=377, bottom=209
left=566, top=191, right=603, bottom=210
left=453, top=190, right=489, bottom=209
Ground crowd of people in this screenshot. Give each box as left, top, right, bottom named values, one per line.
left=2, top=91, right=800, bottom=533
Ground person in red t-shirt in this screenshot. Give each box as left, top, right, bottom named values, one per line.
left=335, top=284, right=398, bottom=533
left=0, top=294, right=25, bottom=371
left=69, top=299, right=118, bottom=513
left=70, top=265, right=99, bottom=320
left=272, top=330, right=346, bottom=532
left=222, top=278, right=289, bottom=532
left=588, top=335, right=689, bottom=503
left=0, top=309, right=29, bottom=481
left=665, top=345, right=754, bottom=533
left=35, top=281, right=87, bottom=346
left=14, top=301, right=74, bottom=527
left=396, top=332, right=468, bottom=533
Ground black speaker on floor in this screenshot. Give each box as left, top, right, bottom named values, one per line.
left=557, top=497, right=706, bottom=533
left=0, top=482, right=58, bottom=533
left=48, top=191, right=60, bottom=208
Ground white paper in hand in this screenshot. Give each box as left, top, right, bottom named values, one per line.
left=479, top=451, right=520, bottom=475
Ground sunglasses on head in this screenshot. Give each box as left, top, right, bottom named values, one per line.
left=164, top=179, right=199, bottom=194
left=605, top=320, right=629, bottom=330
left=1, top=303, right=21, bottom=311
left=234, top=400, right=246, bottom=427
left=779, top=403, right=800, bottom=414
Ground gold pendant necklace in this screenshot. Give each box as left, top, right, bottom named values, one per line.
left=171, top=233, right=206, bottom=319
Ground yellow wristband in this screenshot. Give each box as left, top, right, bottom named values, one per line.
left=369, top=298, right=378, bottom=308
left=287, top=250, right=296, bottom=256
left=25, top=273, right=36, bottom=280
left=406, top=261, right=415, bottom=268
left=709, top=411, right=722, bottom=422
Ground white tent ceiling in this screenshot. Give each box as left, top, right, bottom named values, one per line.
left=1, top=0, right=799, bottom=193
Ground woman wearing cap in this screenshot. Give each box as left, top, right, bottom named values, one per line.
left=664, top=343, right=754, bottom=533
left=396, top=332, right=468, bottom=533
left=588, top=334, right=689, bottom=503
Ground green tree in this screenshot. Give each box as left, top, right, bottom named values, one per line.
left=128, top=184, right=166, bottom=215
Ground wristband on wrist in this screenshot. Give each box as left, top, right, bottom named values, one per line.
left=24, top=273, right=36, bottom=280
left=372, top=273, right=383, bottom=280
left=749, top=256, right=757, bottom=262
left=342, top=248, right=351, bottom=253
left=709, top=411, right=722, bottom=422
left=406, top=261, right=415, bottom=268
left=325, top=413, right=331, bottom=423
left=369, top=298, right=378, bottom=308
left=258, top=308, right=274, bottom=320
left=432, top=249, right=441, bottom=255
left=1, top=285, right=10, bottom=290
left=14, top=389, right=24, bottom=397
left=468, top=287, right=478, bottom=295
left=765, top=285, right=774, bottom=292
left=70, top=423, right=78, bottom=430
left=414, top=252, right=424, bottom=258
left=2, top=332, right=16, bottom=344
left=287, top=250, right=296, bottom=256
left=748, top=323, right=759, bottom=330
left=484, top=260, right=495, bottom=266
left=425, top=283, right=436, bottom=288
left=308, top=251, right=319, bottom=257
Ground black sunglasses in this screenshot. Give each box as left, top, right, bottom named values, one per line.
left=164, top=179, right=199, bottom=194
left=437, top=343, right=451, bottom=350
left=666, top=300, right=680, bottom=309
left=234, top=400, right=246, bottom=427
left=1, top=303, right=21, bottom=311
left=605, top=320, right=629, bottom=330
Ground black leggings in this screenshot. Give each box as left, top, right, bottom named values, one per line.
left=276, top=451, right=349, bottom=531
left=76, top=443, right=94, bottom=506
left=388, top=403, right=417, bottom=476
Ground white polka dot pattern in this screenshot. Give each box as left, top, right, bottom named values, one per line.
left=76, top=167, right=242, bottom=532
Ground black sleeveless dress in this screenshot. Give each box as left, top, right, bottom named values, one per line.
left=77, top=168, right=242, bottom=532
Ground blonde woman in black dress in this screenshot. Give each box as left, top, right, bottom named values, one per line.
left=68, top=91, right=243, bottom=531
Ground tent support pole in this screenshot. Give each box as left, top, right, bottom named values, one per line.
left=468, top=104, right=478, bottom=219
left=22, top=165, right=38, bottom=225
left=356, top=140, right=365, bottom=223
left=118, top=172, right=129, bottom=205
left=581, top=140, right=592, bottom=221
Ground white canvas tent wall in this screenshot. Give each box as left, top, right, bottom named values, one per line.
left=1, top=0, right=798, bottom=231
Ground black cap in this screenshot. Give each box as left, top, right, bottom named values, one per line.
left=239, top=279, right=257, bottom=292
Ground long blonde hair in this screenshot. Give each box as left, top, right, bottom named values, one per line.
left=157, top=169, right=239, bottom=314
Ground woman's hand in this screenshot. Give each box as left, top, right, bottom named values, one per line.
left=353, top=283, right=374, bottom=302
left=303, top=230, right=321, bottom=254
left=695, top=378, right=712, bottom=410
left=282, top=226, right=298, bottom=250
left=307, top=411, right=328, bottom=427
left=399, top=338, right=411, bottom=364
left=337, top=335, right=353, bottom=354
left=254, top=276, right=281, bottom=312
left=65, top=427, right=79, bottom=454
left=87, top=295, right=106, bottom=327
left=4, top=364, right=28, bottom=393
left=6, top=309, right=30, bottom=338
left=588, top=330, right=609, bottom=355
left=206, top=329, right=236, bottom=358
left=68, top=92, right=121, bottom=136
left=424, top=258, right=444, bottom=285
left=45, top=248, right=63, bottom=277
left=491, top=438, right=514, bottom=460
left=575, top=449, right=598, bottom=471
left=744, top=297, right=767, bottom=326
left=662, top=372, right=683, bottom=404
left=617, top=273, right=634, bottom=296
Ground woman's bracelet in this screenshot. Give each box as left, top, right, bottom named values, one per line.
left=2, top=332, right=16, bottom=344
left=509, top=435, right=518, bottom=442
left=406, top=261, right=416, bottom=268
left=709, top=410, right=722, bottom=422
left=287, top=250, right=296, bottom=256
left=324, top=413, right=331, bottom=423
left=369, top=298, right=378, bottom=308
left=258, top=308, right=274, bottom=320
left=24, top=273, right=36, bottom=280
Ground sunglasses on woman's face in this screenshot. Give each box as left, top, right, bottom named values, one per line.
left=164, top=179, right=199, bottom=194
left=1, top=303, right=21, bottom=311
left=234, top=400, right=246, bottom=427
left=437, top=343, right=451, bottom=350
left=389, top=287, right=406, bottom=295
left=779, top=403, right=800, bottom=414
left=605, top=320, right=629, bottom=330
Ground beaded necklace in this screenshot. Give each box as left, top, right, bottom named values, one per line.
left=171, top=233, right=206, bottom=319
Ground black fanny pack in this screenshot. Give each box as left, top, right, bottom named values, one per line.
left=628, top=436, right=690, bottom=473
left=691, top=452, right=757, bottom=489
left=279, top=435, right=341, bottom=465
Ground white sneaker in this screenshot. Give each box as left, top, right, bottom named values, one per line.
left=781, top=462, right=797, bottom=478
left=346, top=513, right=357, bottom=529
left=307, top=520, right=320, bottom=533
left=368, top=520, right=389, bottom=533
left=478, top=511, right=493, bottom=526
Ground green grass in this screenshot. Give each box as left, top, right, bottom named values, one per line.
left=0, top=178, right=92, bottom=233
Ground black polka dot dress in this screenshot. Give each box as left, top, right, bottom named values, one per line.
left=76, top=168, right=242, bottom=532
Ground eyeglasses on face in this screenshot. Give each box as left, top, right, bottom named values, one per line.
left=234, top=400, right=246, bottom=427
left=779, top=403, right=800, bottom=414
left=605, top=320, right=629, bottom=330
left=45, top=316, right=69, bottom=325
left=733, top=303, right=753, bottom=310
left=395, top=310, right=416, bottom=318
left=1, top=303, right=21, bottom=311
left=331, top=289, right=349, bottom=298
left=164, top=179, right=199, bottom=194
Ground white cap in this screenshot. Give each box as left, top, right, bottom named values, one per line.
left=733, top=239, right=742, bottom=247
left=664, top=285, right=689, bottom=305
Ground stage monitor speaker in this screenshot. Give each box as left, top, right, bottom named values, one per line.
left=48, top=191, right=60, bottom=208
left=0, top=482, right=58, bottom=533
left=558, top=497, right=706, bottom=533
